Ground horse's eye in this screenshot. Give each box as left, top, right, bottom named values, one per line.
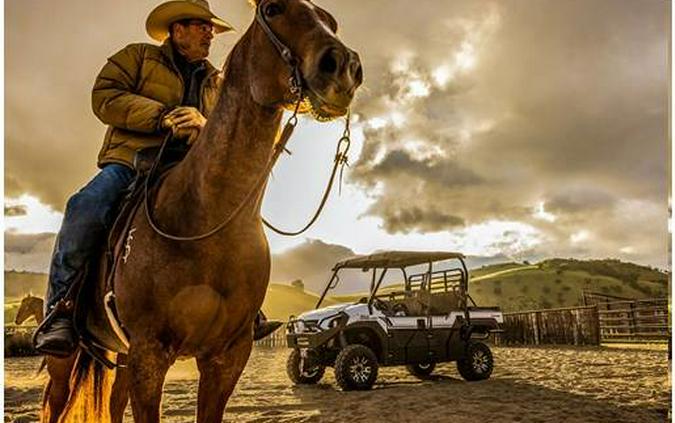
left=264, top=2, right=284, bottom=18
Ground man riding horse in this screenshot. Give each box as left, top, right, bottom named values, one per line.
left=35, top=0, right=282, bottom=356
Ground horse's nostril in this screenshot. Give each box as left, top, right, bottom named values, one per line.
left=319, top=48, right=339, bottom=75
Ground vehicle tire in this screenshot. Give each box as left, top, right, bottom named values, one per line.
left=406, top=362, right=436, bottom=379
left=334, top=344, right=379, bottom=391
left=456, top=341, right=493, bottom=381
left=286, top=349, right=325, bottom=385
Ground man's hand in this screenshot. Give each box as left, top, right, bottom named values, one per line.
left=165, top=107, right=206, bottom=130
left=161, top=106, right=206, bottom=145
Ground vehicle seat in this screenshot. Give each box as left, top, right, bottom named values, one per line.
left=428, top=291, right=461, bottom=314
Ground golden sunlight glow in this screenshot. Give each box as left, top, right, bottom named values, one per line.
left=455, top=41, right=476, bottom=71
left=403, top=139, right=445, bottom=161
left=432, top=65, right=454, bottom=87
left=534, top=201, right=557, bottom=222
left=570, top=230, right=590, bottom=244
left=407, top=79, right=431, bottom=98
left=620, top=246, right=635, bottom=254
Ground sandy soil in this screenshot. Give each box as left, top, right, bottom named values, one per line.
left=4, top=344, right=670, bottom=422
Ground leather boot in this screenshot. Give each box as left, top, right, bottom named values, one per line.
left=33, top=316, right=77, bottom=357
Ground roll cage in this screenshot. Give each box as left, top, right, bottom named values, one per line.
left=316, top=251, right=475, bottom=319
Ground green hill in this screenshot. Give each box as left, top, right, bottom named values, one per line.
left=469, top=259, right=668, bottom=312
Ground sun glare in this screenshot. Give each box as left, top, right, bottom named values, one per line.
left=407, top=79, right=431, bottom=98
left=455, top=41, right=476, bottom=71
left=570, top=230, right=590, bottom=244
left=533, top=202, right=557, bottom=222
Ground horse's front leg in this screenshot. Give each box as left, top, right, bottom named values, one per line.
left=127, top=340, right=172, bottom=423
left=196, top=329, right=254, bottom=423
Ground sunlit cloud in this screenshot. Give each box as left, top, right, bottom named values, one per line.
left=533, top=201, right=557, bottom=222
left=5, top=195, right=63, bottom=234
left=406, top=79, right=431, bottom=99
left=448, top=220, right=543, bottom=257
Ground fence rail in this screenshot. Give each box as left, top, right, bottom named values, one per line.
left=595, top=298, right=669, bottom=340
left=496, top=297, right=670, bottom=346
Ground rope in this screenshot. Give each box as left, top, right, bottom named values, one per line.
left=262, top=111, right=351, bottom=236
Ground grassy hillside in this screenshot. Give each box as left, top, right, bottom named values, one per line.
left=5, top=271, right=47, bottom=300
left=470, top=259, right=668, bottom=312
left=262, top=283, right=339, bottom=320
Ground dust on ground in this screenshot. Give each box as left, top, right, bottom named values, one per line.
left=4, top=344, right=670, bottom=422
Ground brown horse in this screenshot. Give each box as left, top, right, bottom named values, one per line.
left=44, top=0, right=361, bottom=422
left=15, top=294, right=44, bottom=325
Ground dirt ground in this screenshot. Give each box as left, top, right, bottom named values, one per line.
left=4, top=344, right=670, bottom=422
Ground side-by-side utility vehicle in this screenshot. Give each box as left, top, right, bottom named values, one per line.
left=285, top=251, right=504, bottom=390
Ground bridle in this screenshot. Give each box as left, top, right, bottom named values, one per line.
left=143, top=1, right=352, bottom=241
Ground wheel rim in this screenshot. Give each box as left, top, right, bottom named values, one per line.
left=301, top=366, right=319, bottom=378
left=471, top=349, right=490, bottom=374
left=300, top=356, right=320, bottom=378
left=349, top=355, right=372, bottom=383
left=418, top=363, right=431, bottom=370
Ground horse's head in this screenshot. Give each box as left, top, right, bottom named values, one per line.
left=246, top=0, right=362, bottom=120
left=15, top=294, right=43, bottom=325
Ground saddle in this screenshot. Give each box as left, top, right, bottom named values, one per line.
left=70, top=147, right=180, bottom=368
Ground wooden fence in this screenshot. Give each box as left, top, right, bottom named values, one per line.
left=496, top=297, right=670, bottom=346
left=596, top=297, right=669, bottom=341
left=5, top=324, right=39, bottom=357
left=254, top=329, right=287, bottom=348
left=496, top=305, right=600, bottom=346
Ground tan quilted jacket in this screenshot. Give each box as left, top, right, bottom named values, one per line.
left=92, top=40, right=222, bottom=168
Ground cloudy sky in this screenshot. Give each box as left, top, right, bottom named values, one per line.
left=5, top=0, right=670, bottom=282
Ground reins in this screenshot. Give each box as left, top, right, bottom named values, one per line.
left=143, top=3, right=351, bottom=241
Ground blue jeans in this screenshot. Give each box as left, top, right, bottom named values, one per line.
left=46, top=164, right=136, bottom=311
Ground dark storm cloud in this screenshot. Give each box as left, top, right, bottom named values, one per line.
left=4, top=232, right=56, bottom=273
left=5, top=205, right=27, bottom=217
left=373, top=205, right=465, bottom=234
left=356, top=149, right=482, bottom=187
left=546, top=187, right=618, bottom=214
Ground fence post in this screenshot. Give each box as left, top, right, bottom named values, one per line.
left=591, top=305, right=600, bottom=345
left=628, top=301, right=636, bottom=339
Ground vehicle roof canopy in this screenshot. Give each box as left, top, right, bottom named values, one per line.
left=332, top=251, right=465, bottom=271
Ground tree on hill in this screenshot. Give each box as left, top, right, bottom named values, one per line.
left=290, top=279, right=304, bottom=291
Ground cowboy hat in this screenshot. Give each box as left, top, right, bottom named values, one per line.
left=146, top=0, right=234, bottom=42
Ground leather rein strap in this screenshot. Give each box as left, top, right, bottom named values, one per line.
left=143, top=2, right=351, bottom=241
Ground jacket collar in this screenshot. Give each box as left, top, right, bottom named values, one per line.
left=160, top=39, right=219, bottom=78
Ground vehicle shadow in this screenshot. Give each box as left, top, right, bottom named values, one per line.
left=288, top=372, right=668, bottom=423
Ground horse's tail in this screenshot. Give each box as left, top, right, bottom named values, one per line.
left=43, top=350, right=114, bottom=423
